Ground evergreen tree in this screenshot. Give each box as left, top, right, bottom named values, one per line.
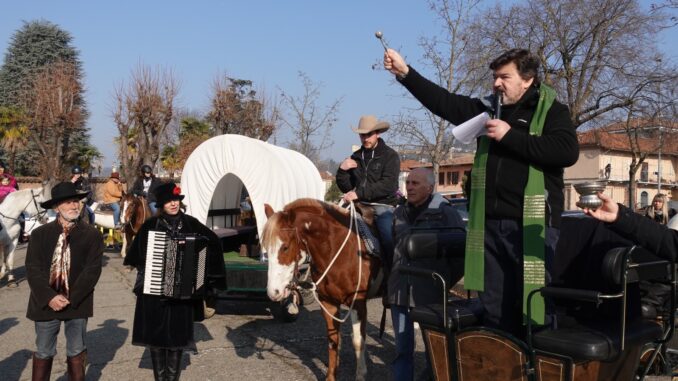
left=0, top=20, right=91, bottom=180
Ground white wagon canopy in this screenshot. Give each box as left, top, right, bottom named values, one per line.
left=181, top=134, right=325, bottom=244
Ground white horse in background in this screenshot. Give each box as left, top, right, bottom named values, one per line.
left=90, top=201, right=116, bottom=229
left=0, top=187, right=49, bottom=286
left=90, top=201, right=125, bottom=255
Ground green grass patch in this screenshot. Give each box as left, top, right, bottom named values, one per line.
left=223, top=251, right=262, bottom=264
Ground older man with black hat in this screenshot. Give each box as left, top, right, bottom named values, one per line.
left=26, top=182, right=104, bottom=381
left=336, top=115, right=401, bottom=268
left=124, top=182, right=225, bottom=381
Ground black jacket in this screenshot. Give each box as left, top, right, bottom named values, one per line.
left=73, top=176, right=93, bottom=205
left=26, top=220, right=104, bottom=321
left=399, top=67, right=579, bottom=227
left=130, top=176, right=163, bottom=204
left=123, top=213, right=225, bottom=348
left=610, top=205, right=678, bottom=262
left=336, top=138, right=400, bottom=206
left=389, top=193, right=465, bottom=307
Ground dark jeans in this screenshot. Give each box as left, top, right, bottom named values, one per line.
left=373, top=204, right=395, bottom=263
left=478, top=218, right=559, bottom=337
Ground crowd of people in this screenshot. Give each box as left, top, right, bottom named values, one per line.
left=7, top=46, right=677, bottom=381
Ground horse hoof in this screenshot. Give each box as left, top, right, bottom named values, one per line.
left=7, top=281, right=18, bottom=288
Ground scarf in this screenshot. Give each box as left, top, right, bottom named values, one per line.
left=49, top=223, right=74, bottom=298
left=464, top=83, right=556, bottom=325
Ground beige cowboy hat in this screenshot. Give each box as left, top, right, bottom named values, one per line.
left=351, top=115, right=390, bottom=134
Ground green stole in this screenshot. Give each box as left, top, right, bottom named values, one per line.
left=464, top=84, right=556, bottom=325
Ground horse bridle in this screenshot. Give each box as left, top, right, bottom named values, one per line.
left=281, top=228, right=312, bottom=293
left=0, top=188, right=47, bottom=223
left=281, top=202, right=365, bottom=323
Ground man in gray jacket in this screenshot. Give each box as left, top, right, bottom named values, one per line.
left=26, top=182, right=104, bottom=381
left=388, top=168, right=465, bottom=381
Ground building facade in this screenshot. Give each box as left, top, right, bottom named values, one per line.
left=565, top=121, right=678, bottom=211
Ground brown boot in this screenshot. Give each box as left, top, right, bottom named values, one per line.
left=32, top=354, right=53, bottom=381
left=66, top=350, right=87, bottom=381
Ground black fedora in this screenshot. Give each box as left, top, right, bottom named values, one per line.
left=154, top=182, right=184, bottom=206
left=40, top=181, right=89, bottom=209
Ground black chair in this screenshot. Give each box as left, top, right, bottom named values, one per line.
left=525, top=245, right=674, bottom=380
left=401, top=243, right=674, bottom=380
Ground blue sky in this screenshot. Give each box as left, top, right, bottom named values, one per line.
left=1, top=1, right=676, bottom=169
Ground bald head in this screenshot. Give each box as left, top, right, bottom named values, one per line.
left=406, top=168, right=434, bottom=207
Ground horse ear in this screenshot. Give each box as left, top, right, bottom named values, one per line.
left=264, top=203, right=275, bottom=218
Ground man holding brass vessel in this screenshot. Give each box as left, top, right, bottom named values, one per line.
left=384, top=48, right=579, bottom=336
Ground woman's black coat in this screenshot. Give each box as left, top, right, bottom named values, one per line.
left=123, top=213, right=226, bottom=348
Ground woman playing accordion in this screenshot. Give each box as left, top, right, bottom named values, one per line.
left=124, top=182, right=225, bottom=381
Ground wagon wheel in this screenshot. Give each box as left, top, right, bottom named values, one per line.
left=638, top=342, right=667, bottom=377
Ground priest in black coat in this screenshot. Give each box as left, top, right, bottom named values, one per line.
left=124, top=182, right=225, bottom=381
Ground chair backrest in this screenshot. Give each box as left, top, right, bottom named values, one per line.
left=601, top=246, right=672, bottom=289
left=405, top=227, right=466, bottom=260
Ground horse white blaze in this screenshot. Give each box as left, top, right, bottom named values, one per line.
left=120, top=200, right=129, bottom=224
left=265, top=236, right=295, bottom=301
left=350, top=310, right=367, bottom=380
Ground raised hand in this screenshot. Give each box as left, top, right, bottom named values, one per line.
left=383, top=49, right=409, bottom=78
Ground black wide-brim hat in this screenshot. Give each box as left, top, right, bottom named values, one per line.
left=40, top=181, right=89, bottom=209
left=154, top=182, right=185, bottom=206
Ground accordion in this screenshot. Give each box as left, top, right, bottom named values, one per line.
left=143, top=230, right=208, bottom=299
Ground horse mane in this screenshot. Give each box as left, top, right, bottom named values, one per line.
left=1, top=188, right=35, bottom=206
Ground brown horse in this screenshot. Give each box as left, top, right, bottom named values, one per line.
left=263, top=198, right=380, bottom=381
left=120, top=193, right=151, bottom=257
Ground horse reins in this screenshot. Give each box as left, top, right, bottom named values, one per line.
left=295, top=200, right=364, bottom=323
left=0, top=189, right=48, bottom=225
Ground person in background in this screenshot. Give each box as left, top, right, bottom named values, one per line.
left=70, top=166, right=95, bottom=224
left=0, top=175, right=16, bottom=203
left=389, top=168, right=465, bottom=380
left=103, top=172, right=124, bottom=229
left=645, top=193, right=669, bottom=225
left=0, top=161, right=18, bottom=189
left=130, top=165, right=163, bottom=215
left=123, top=182, right=226, bottom=381
left=26, top=182, right=104, bottom=381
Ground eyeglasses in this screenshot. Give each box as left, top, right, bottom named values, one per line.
left=359, top=131, right=378, bottom=138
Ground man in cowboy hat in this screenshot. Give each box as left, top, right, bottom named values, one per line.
left=336, top=115, right=401, bottom=266
left=26, top=182, right=104, bottom=381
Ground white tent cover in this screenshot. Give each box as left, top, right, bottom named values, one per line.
left=181, top=134, right=325, bottom=241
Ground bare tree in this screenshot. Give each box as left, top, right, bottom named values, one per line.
left=279, top=72, right=342, bottom=163
left=620, top=75, right=678, bottom=207
left=22, top=61, right=85, bottom=180
left=113, top=64, right=178, bottom=183
left=391, top=0, right=485, bottom=188
left=206, top=75, right=278, bottom=140
left=466, top=0, right=674, bottom=129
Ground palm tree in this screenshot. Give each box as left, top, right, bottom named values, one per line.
left=0, top=106, right=29, bottom=173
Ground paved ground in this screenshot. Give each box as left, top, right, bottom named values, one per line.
left=0, top=244, right=426, bottom=381
left=1, top=243, right=674, bottom=381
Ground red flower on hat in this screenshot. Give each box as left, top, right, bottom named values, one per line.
left=173, top=186, right=181, bottom=195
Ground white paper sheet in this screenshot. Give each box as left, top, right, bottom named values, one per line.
left=451, top=112, right=490, bottom=144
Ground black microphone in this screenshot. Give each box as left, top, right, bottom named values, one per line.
left=493, top=90, right=503, bottom=119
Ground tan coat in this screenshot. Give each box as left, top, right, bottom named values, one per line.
left=103, top=179, right=123, bottom=203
